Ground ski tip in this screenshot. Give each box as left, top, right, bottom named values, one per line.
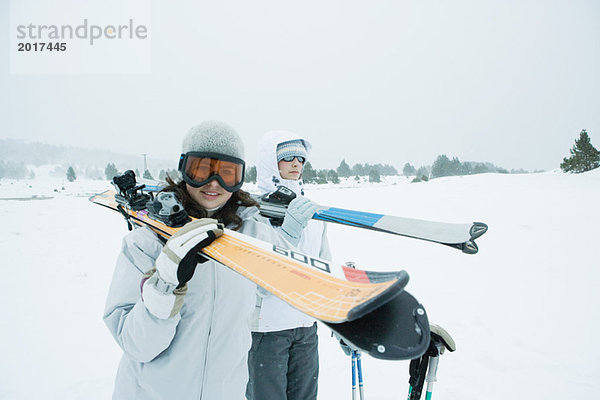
left=470, top=222, right=488, bottom=240
left=342, top=266, right=410, bottom=285
left=429, top=323, right=457, bottom=352
left=88, top=192, right=104, bottom=203
left=89, top=189, right=112, bottom=203
left=462, top=240, right=479, bottom=254
left=346, top=278, right=406, bottom=322
left=327, top=291, right=431, bottom=361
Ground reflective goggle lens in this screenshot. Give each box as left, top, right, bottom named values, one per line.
left=281, top=156, right=305, bottom=163
left=184, top=156, right=243, bottom=188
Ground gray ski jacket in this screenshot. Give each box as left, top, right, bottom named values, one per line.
left=103, top=206, right=288, bottom=400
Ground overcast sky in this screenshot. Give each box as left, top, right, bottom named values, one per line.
left=2, top=0, right=599, bottom=171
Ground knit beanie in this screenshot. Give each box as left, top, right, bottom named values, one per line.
left=182, top=120, right=245, bottom=159
left=276, top=139, right=307, bottom=162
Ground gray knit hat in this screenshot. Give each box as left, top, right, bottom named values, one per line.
left=182, top=120, right=245, bottom=159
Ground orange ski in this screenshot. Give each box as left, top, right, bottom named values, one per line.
left=90, top=189, right=406, bottom=323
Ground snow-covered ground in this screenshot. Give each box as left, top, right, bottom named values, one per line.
left=1, top=169, right=599, bottom=399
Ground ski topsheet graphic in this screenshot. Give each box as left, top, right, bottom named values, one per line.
left=90, top=178, right=430, bottom=360
left=254, top=186, right=488, bottom=254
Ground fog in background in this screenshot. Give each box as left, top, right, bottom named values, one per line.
left=2, top=0, right=599, bottom=171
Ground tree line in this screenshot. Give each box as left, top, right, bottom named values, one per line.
left=103, top=163, right=178, bottom=182
left=5, top=130, right=598, bottom=182
left=244, top=160, right=398, bottom=184
left=0, top=161, right=35, bottom=179
left=245, top=157, right=520, bottom=185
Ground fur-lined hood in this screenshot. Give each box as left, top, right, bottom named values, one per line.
left=256, top=130, right=312, bottom=196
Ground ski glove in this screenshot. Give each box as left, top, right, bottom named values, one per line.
left=142, top=218, right=223, bottom=319
left=280, top=197, right=318, bottom=247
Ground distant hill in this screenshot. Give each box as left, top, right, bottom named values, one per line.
left=0, top=139, right=175, bottom=179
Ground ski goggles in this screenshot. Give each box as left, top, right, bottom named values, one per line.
left=178, top=152, right=245, bottom=192
left=280, top=155, right=306, bottom=163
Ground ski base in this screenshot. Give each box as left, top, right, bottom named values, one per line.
left=326, top=290, right=430, bottom=360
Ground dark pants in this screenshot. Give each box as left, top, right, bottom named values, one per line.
left=246, top=324, right=319, bottom=400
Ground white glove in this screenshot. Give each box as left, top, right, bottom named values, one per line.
left=142, top=218, right=223, bottom=319
left=280, top=197, right=318, bottom=246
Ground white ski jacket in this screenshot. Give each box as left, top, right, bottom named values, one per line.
left=252, top=131, right=331, bottom=332
left=103, top=206, right=288, bottom=400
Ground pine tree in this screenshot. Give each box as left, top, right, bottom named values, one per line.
left=328, top=170, right=340, bottom=184
left=245, top=165, right=257, bottom=183
left=336, top=159, right=352, bottom=178
left=105, top=163, right=119, bottom=180
left=302, top=161, right=317, bottom=183
left=431, top=155, right=451, bottom=178
left=560, top=130, right=600, bottom=173
left=368, top=169, right=381, bottom=183
left=316, top=169, right=328, bottom=184
left=403, top=163, right=417, bottom=176
left=416, top=166, right=430, bottom=179
left=431, top=155, right=462, bottom=178
left=352, top=163, right=365, bottom=176
left=66, top=166, right=77, bottom=182
left=143, top=169, right=154, bottom=179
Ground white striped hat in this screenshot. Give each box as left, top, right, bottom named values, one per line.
left=276, top=139, right=307, bottom=162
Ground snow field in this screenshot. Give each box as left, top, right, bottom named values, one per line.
left=1, top=169, right=598, bottom=399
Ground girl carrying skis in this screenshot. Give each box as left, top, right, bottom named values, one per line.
left=103, top=121, right=298, bottom=400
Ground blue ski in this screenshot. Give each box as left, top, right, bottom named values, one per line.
left=133, top=180, right=487, bottom=254
left=254, top=187, right=488, bottom=254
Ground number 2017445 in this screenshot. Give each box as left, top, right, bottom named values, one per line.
left=17, top=42, right=67, bottom=52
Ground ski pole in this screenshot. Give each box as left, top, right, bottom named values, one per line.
left=424, top=350, right=440, bottom=400
left=407, top=352, right=429, bottom=400
left=351, top=350, right=357, bottom=400
left=406, top=324, right=456, bottom=400
left=427, top=324, right=455, bottom=400
left=356, top=350, right=365, bottom=400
